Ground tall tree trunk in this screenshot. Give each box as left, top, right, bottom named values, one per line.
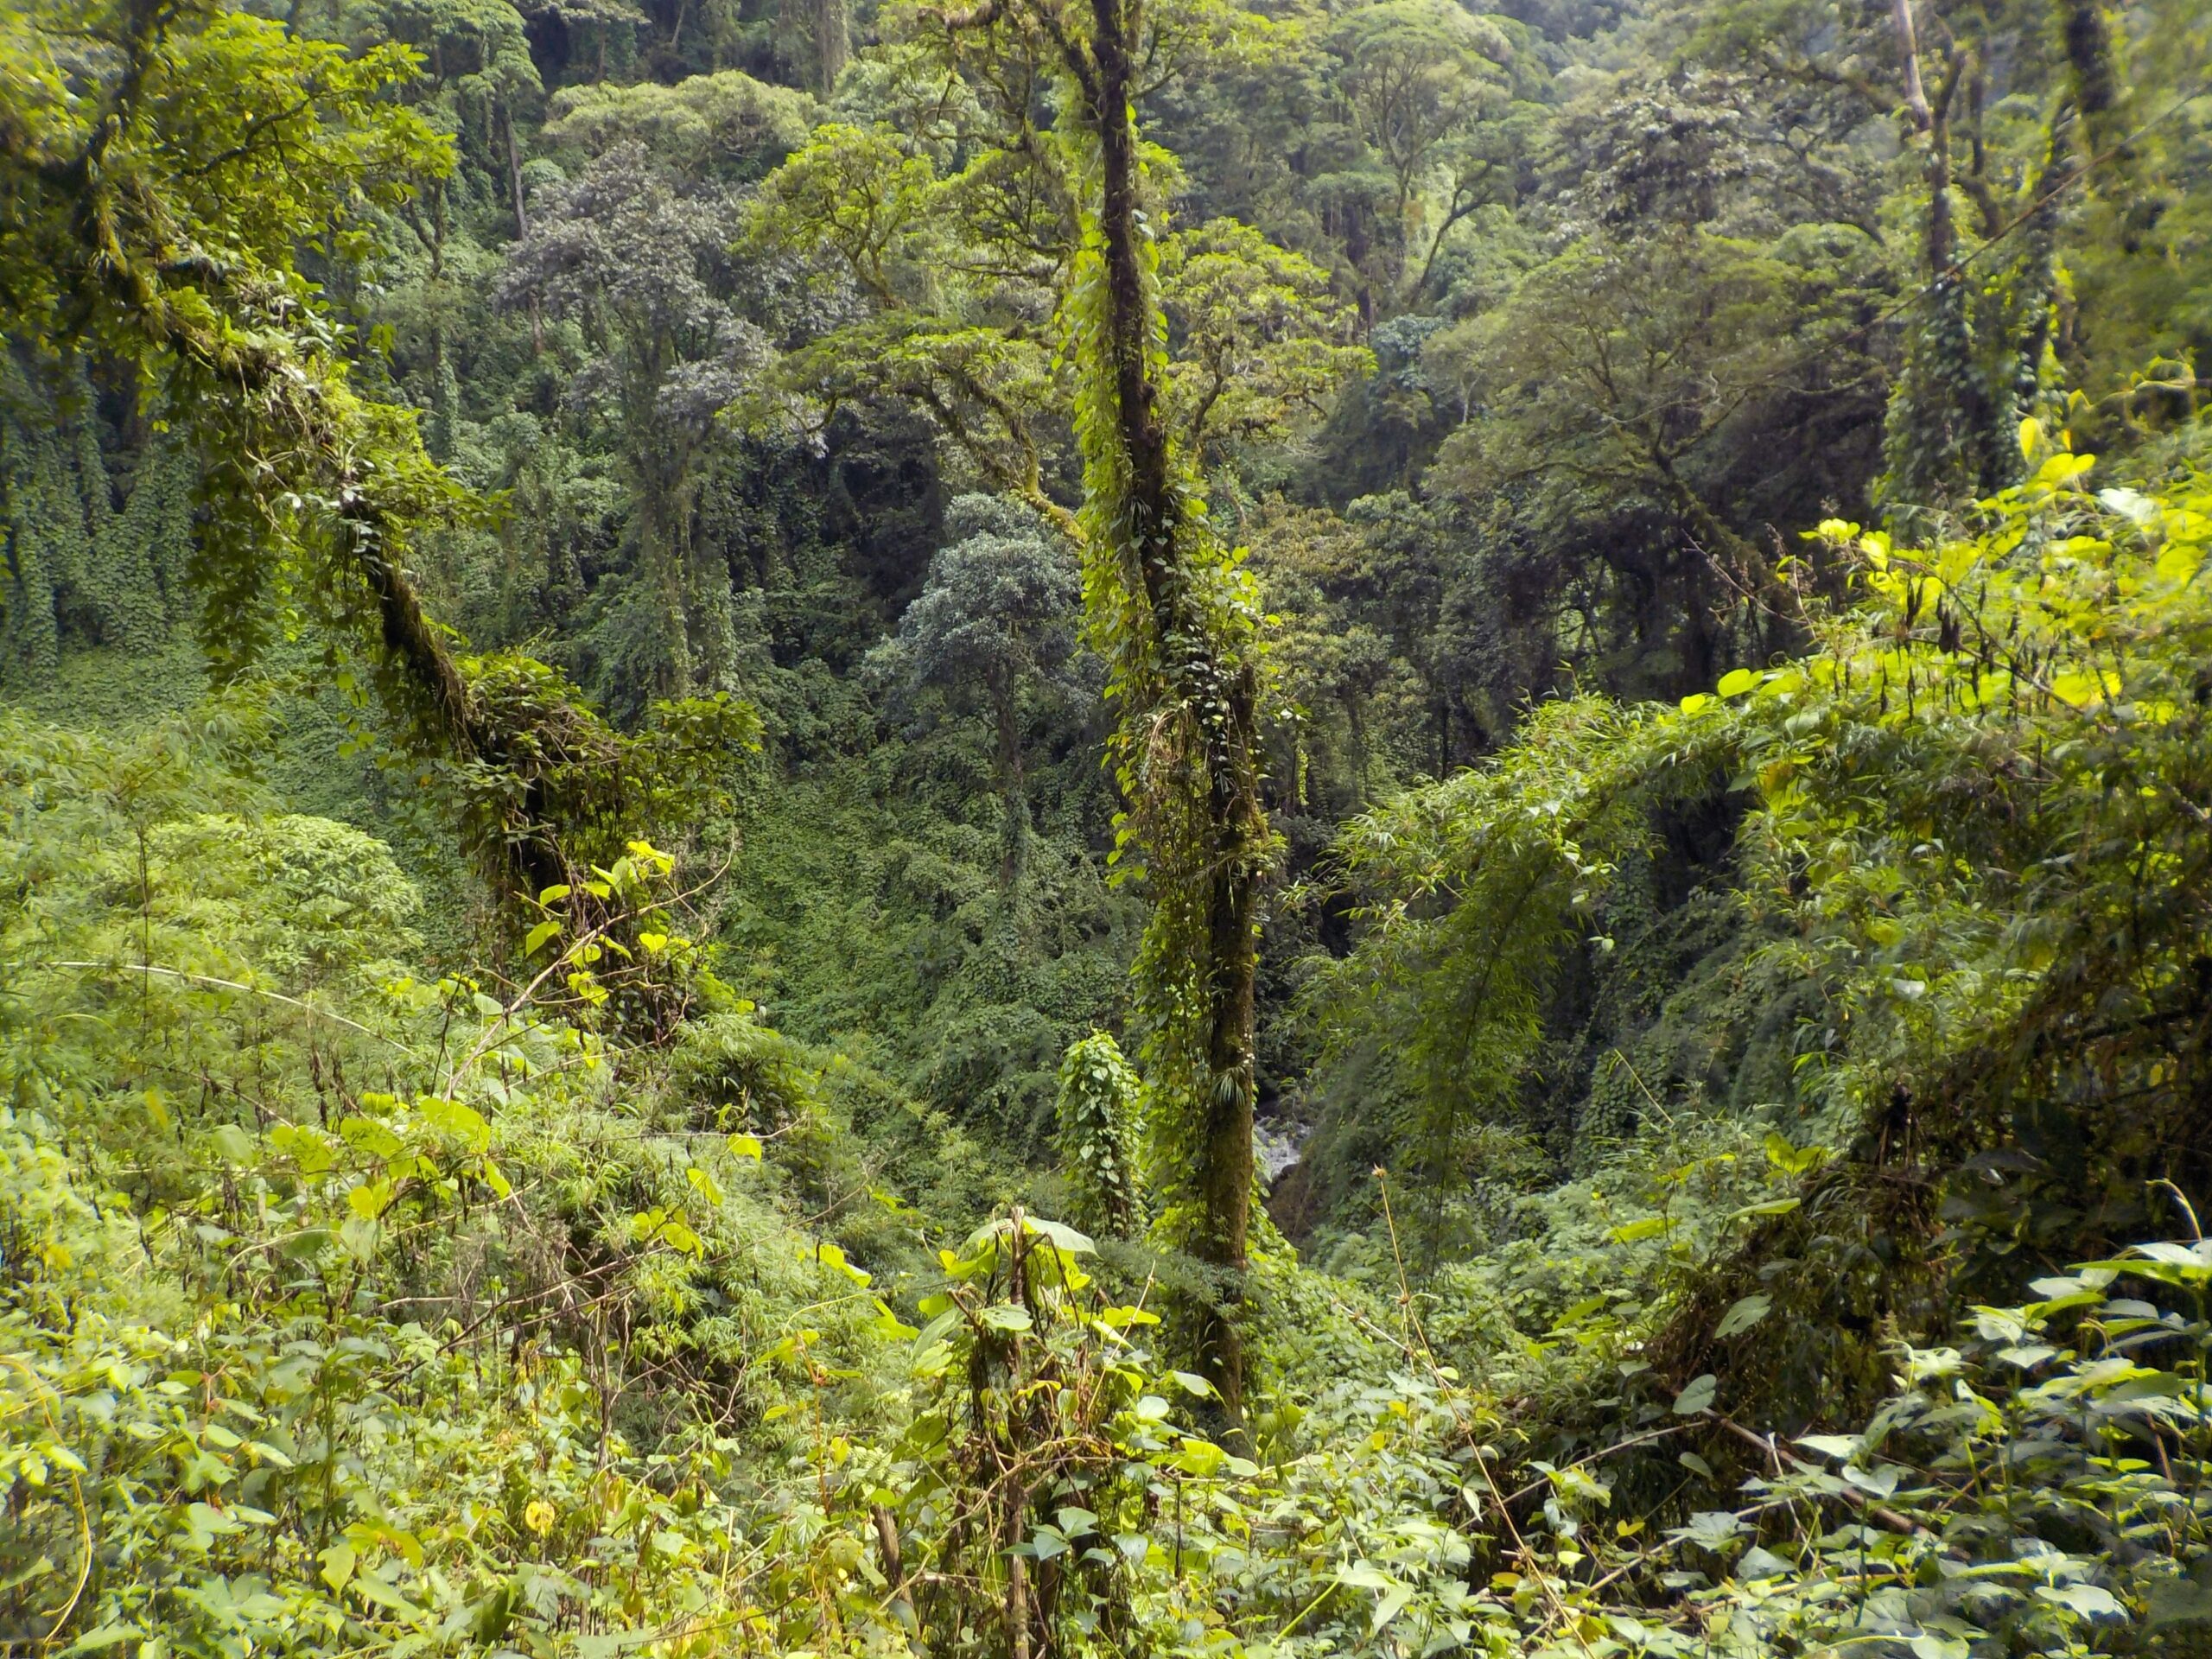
left=500, top=99, right=531, bottom=241
left=991, top=658, right=1027, bottom=892
left=2054, top=0, right=2126, bottom=161
left=1881, top=2, right=1997, bottom=518
left=1889, top=0, right=1955, bottom=273
left=501, top=102, right=546, bottom=354
left=1076, top=0, right=1266, bottom=1444
left=814, top=0, right=848, bottom=96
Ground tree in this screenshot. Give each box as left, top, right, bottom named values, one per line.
left=747, top=113, right=1364, bottom=518
left=870, top=493, right=1083, bottom=887
left=1425, top=225, right=1888, bottom=688
left=1873, top=0, right=2017, bottom=522
left=808, top=0, right=847, bottom=94
left=968, top=0, right=1274, bottom=1438
left=1691, top=0, right=2147, bottom=524
left=0, top=0, right=750, bottom=911
left=743, top=118, right=1068, bottom=508
left=750, top=0, right=1292, bottom=1430
left=1160, top=219, right=1371, bottom=467
left=499, top=143, right=748, bottom=699
left=347, top=0, right=543, bottom=454
left=499, top=86, right=805, bottom=706
left=1241, top=496, right=1432, bottom=811
left=744, top=20, right=1378, bottom=1427
left=1320, top=0, right=1522, bottom=312
left=0, top=0, right=474, bottom=757
left=537, top=67, right=816, bottom=182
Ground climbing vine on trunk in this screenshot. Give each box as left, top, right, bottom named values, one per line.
left=1067, top=0, right=1273, bottom=1442
left=932, top=0, right=1277, bottom=1433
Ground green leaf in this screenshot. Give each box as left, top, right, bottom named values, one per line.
left=1676, top=1510, right=1746, bottom=1550
left=914, top=1308, right=961, bottom=1349
left=1763, top=1133, right=1827, bottom=1175
left=2139, top=1241, right=2212, bottom=1269
left=1371, top=1581, right=1416, bottom=1637
left=1842, top=1463, right=1901, bottom=1498
left=1794, top=1433, right=1859, bottom=1462
left=1554, top=1294, right=1609, bottom=1327
left=686, top=1166, right=724, bottom=1208
left=338, top=1215, right=379, bottom=1262
left=1728, top=1197, right=1801, bottom=1223
left=1672, top=1374, right=1717, bottom=1415
left=524, top=918, right=563, bottom=956
left=62, top=1627, right=138, bottom=1654
left=1713, top=1294, right=1771, bottom=1340
left=1171, top=1439, right=1228, bottom=1477
left=978, top=1303, right=1033, bottom=1333
left=1738, top=1546, right=1795, bottom=1580
left=1022, top=1216, right=1096, bottom=1255
left=2037, top=1584, right=2126, bottom=1621
left=319, top=1541, right=357, bottom=1592
left=421, top=1096, right=490, bottom=1151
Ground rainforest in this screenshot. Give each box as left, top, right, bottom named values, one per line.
left=3, top=0, right=2212, bottom=1653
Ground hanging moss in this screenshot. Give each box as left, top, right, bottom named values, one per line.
left=0, top=355, right=197, bottom=671
left=0, top=452, right=63, bottom=682
left=1, top=359, right=72, bottom=680
left=124, top=435, right=200, bottom=632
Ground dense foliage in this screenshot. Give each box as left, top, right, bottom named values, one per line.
left=4, top=0, right=2212, bottom=1654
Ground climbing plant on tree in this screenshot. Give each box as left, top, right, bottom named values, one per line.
left=1055, top=1030, right=1146, bottom=1239
left=910, top=0, right=1277, bottom=1438
left=743, top=40, right=1361, bottom=531
left=1693, top=0, right=2171, bottom=526
left=0, top=0, right=754, bottom=918
left=742, top=0, right=1357, bottom=1430
left=0, top=0, right=469, bottom=739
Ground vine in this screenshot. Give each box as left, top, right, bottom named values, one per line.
left=1047, top=0, right=1276, bottom=1436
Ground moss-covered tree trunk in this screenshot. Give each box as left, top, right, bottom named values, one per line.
left=1070, top=0, right=1268, bottom=1440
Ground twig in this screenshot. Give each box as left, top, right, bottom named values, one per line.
left=1712, top=1417, right=1929, bottom=1535
left=30, top=961, right=417, bottom=1055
